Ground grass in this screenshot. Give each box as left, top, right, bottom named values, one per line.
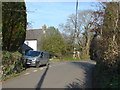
left=80, top=55, right=90, bottom=60
left=50, top=59, right=63, bottom=62
left=0, top=68, right=27, bottom=81
left=63, top=55, right=90, bottom=61
left=0, top=73, right=20, bottom=81
left=50, top=55, right=90, bottom=62
left=63, top=58, right=80, bottom=61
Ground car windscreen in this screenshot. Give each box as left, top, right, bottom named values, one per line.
left=25, top=51, right=41, bottom=57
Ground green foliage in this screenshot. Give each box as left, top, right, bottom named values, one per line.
left=99, top=2, right=119, bottom=68
left=0, top=23, right=2, bottom=50
left=2, top=2, right=27, bottom=51
left=2, top=51, right=26, bottom=79
left=91, top=2, right=120, bottom=88
left=0, top=2, right=2, bottom=50
left=93, top=64, right=120, bottom=88
left=63, top=38, right=74, bottom=56
left=42, top=27, right=65, bottom=57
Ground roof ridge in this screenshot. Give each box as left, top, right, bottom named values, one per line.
left=27, top=29, right=43, bottom=31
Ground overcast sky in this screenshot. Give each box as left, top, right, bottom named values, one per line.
left=26, top=2, right=99, bottom=30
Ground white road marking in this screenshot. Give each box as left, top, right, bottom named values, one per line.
left=40, top=68, right=43, bottom=70
left=49, top=65, right=52, bottom=67
left=33, top=70, right=37, bottom=72
left=24, top=72, right=30, bottom=75
left=43, top=66, right=47, bottom=69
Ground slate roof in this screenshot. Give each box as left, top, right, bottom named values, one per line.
left=25, top=29, right=46, bottom=50
left=26, top=29, right=44, bottom=40
left=19, top=43, right=33, bottom=54
left=21, top=43, right=33, bottom=51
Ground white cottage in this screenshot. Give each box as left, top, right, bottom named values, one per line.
left=24, top=39, right=37, bottom=51
left=24, top=29, right=45, bottom=51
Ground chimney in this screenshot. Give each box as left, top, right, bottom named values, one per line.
left=42, top=24, right=47, bottom=30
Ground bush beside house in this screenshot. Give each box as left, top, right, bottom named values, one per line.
left=2, top=51, right=26, bottom=80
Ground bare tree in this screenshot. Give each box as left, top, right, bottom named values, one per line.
left=59, top=10, right=95, bottom=56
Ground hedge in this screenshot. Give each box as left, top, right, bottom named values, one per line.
left=2, top=51, right=26, bottom=79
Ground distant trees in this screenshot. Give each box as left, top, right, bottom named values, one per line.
left=41, top=27, right=65, bottom=57
left=77, top=10, right=94, bottom=56
left=2, top=2, right=27, bottom=51
left=59, top=10, right=94, bottom=57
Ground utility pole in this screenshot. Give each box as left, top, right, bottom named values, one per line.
left=74, top=0, right=78, bottom=43
left=73, top=0, right=78, bottom=59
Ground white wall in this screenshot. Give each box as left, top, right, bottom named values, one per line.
left=24, top=40, right=37, bottom=51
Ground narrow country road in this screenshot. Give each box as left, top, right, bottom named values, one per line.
left=2, top=60, right=96, bottom=88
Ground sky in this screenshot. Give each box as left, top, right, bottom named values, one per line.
left=26, top=2, right=99, bottom=30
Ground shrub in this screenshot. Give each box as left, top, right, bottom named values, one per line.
left=2, top=51, right=26, bottom=78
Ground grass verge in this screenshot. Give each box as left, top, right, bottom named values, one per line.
left=0, top=68, right=27, bottom=81
left=50, top=55, right=90, bottom=62
left=0, top=73, right=20, bottom=81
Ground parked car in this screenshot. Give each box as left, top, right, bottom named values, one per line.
left=24, top=50, right=50, bottom=68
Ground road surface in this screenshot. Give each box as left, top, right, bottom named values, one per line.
left=2, top=60, right=96, bottom=89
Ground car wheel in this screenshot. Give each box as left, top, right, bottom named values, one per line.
left=25, top=64, right=29, bottom=69
left=46, top=62, right=49, bottom=66
left=36, top=61, right=41, bottom=68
